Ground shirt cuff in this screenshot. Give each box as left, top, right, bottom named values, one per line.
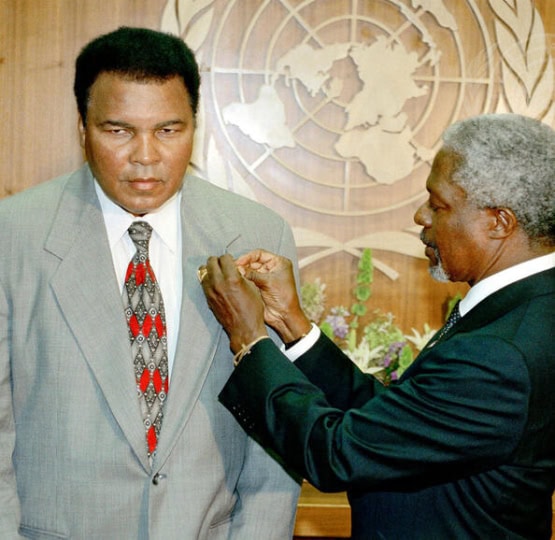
left=280, top=323, right=320, bottom=362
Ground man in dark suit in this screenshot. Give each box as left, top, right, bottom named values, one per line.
left=200, top=113, right=555, bottom=539
left=0, top=27, right=300, bottom=539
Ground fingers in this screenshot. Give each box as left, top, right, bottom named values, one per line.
left=234, top=249, right=268, bottom=267
left=218, top=253, right=241, bottom=277
left=235, top=249, right=282, bottom=273
left=199, top=251, right=277, bottom=284
left=198, top=254, right=268, bottom=352
left=198, top=251, right=305, bottom=345
left=198, top=254, right=241, bottom=286
left=198, top=251, right=293, bottom=293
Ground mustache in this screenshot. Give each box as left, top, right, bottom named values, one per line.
left=419, top=231, right=436, bottom=249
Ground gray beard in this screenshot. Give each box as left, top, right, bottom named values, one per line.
left=428, top=247, right=451, bottom=282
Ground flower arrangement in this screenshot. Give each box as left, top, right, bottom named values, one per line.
left=301, top=249, right=453, bottom=385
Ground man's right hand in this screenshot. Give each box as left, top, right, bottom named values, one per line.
left=235, top=250, right=312, bottom=344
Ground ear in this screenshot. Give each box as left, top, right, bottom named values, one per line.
left=488, top=207, right=518, bottom=239
left=77, top=115, right=86, bottom=148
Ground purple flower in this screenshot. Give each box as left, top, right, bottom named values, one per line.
left=324, top=307, right=350, bottom=339
left=381, top=341, right=405, bottom=369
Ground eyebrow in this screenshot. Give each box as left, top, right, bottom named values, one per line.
left=99, top=119, right=186, bottom=129
left=99, top=120, right=133, bottom=128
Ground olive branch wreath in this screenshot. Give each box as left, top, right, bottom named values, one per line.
left=489, top=0, right=554, bottom=120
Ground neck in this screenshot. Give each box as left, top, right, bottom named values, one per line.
left=471, top=235, right=552, bottom=286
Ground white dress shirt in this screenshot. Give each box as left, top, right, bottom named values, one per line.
left=459, top=251, right=555, bottom=316
left=286, top=251, right=555, bottom=362
left=94, top=181, right=183, bottom=377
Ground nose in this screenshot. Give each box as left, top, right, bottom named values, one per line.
left=413, top=201, right=430, bottom=227
left=130, top=133, right=161, bottom=166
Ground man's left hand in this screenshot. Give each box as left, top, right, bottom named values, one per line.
left=200, top=254, right=268, bottom=353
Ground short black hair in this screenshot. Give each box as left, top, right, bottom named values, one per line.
left=74, top=26, right=200, bottom=124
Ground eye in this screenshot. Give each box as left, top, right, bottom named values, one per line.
left=103, top=126, right=131, bottom=137
left=157, top=127, right=181, bottom=137
left=428, top=197, right=445, bottom=212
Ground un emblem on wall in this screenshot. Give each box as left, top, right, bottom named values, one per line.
left=162, top=0, right=553, bottom=263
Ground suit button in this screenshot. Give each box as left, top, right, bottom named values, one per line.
left=152, top=473, right=167, bottom=485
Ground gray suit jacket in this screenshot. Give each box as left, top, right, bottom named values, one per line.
left=0, top=165, right=300, bottom=539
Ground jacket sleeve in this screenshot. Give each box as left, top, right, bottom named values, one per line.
left=219, top=332, right=529, bottom=493
left=0, top=281, right=24, bottom=538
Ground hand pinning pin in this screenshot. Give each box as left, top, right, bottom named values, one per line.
left=198, top=235, right=242, bottom=283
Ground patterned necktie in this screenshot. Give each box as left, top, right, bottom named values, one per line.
left=436, top=300, right=461, bottom=340
left=123, top=221, right=169, bottom=461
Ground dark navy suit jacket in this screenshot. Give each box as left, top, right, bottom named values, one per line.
left=220, top=268, right=555, bottom=539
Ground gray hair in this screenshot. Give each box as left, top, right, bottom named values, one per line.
left=442, top=113, right=555, bottom=244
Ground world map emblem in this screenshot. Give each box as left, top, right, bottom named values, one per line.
left=162, top=0, right=553, bottom=265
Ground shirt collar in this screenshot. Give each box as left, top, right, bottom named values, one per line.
left=460, top=251, right=555, bottom=316
left=94, top=180, right=181, bottom=253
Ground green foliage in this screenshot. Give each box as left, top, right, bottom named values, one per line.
left=300, top=247, right=454, bottom=385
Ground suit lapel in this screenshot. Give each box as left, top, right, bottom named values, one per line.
left=154, top=176, right=240, bottom=466
left=47, top=167, right=150, bottom=470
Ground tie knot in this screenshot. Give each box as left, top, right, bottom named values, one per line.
left=128, top=221, right=153, bottom=255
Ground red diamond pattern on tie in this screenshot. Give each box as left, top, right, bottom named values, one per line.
left=123, top=221, right=169, bottom=461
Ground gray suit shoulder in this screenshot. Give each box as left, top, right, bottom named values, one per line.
left=0, top=169, right=77, bottom=216
left=183, top=174, right=288, bottom=226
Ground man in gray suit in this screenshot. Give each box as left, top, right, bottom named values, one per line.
left=0, top=27, right=300, bottom=539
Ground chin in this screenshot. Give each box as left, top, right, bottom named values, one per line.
left=428, top=263, right=451, bottom=282
left=122, top=200, right=161, bottom=217
left=426, top=247, right=451, bottom=282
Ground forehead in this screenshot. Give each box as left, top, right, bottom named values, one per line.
left=86, top=72, right=192, bottom=116
left=427, top=149, right=465, bottom=194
